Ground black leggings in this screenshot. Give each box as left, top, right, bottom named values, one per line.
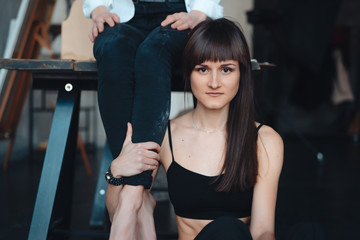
left=194, top=216, right=253, bottom=240
left=193, top=217, right=326, bottom=240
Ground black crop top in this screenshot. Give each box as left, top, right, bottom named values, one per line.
left=166, top=122, right=262, bottom=220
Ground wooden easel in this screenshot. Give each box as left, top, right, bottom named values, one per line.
left=0, top=0, right=55, bottom=170
left=1, top=0, right=93, bottom=175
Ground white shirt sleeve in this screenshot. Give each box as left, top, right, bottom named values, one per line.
left=83, top=0, right=111, bottom=18
left=186, top=0, right=223, bottom=19
left=83, top=0, right=222, bottom=22
left=83, top=0, right=135, bottom=23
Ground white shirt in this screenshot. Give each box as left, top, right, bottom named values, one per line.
left=83, top=0, right=223, bottom=22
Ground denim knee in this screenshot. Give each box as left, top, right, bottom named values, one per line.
left=135, top=26, right=187, bottom=60
left=93, top=24, right=144, bottom=62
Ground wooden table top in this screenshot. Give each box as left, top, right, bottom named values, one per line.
left=0, top=58, right=273, bottom=72
left=0, top=59, right=97, bottom=72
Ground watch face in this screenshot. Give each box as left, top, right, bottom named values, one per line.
left=105, top=171, right=123, bottom=186
left=105, top=172, right=111, bottom=180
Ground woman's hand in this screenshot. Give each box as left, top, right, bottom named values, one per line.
left=110, top=123, right=160, bottom=178
left=161, top=10, right=207, bottom=31
left=89, top=6, right=120, bottom=42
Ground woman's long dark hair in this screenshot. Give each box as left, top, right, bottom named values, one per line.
left=183, top=18, right=258, bottom=192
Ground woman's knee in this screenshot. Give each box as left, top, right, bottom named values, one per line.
left=135, top=26, right=187, bottom=65
left=195, top=216, right=253, bottom=240
left=94, top=24, right=143, bottom=61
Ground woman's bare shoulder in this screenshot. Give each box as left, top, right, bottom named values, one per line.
left=256, top=123, right=284, bottom=176
left=257, top=123, right=282, bottom=143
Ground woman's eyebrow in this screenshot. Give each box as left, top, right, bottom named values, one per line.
left=195, top=63, right=237, bottom=67
left=221, top=63, right=237, bottom=67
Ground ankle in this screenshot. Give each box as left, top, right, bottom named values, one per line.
left=119, top=185, right=144, bottom=211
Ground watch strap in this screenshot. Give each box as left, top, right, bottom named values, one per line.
left=105, top=167, right=153, bottom=189
left=105, top=167, right=124, bottom=186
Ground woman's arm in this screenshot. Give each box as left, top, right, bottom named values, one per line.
left=250, top=125, right=284, bottom=240
left=105, top=123, right=160, bottom=219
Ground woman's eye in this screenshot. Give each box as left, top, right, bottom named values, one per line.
left=197, top=68, right=207, bottom=73
left=222, top=67, right=232, bottom=73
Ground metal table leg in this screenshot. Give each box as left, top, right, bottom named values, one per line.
left=28, top=86, right=80, bottom=240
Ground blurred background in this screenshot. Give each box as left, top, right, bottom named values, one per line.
left=0, top=0, right=359, bottom=239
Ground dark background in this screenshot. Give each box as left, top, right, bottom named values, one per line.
left=1, top=0, right=360, bottom=239
left=251, top=0, right=360, bottom=138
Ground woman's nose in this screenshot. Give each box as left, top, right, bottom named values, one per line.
left=208, top=72, right=221, bottom=88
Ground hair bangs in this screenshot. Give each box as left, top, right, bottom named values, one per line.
left=194, top=36, right=240, bottom=65
left=190, top=26, right=244, bottom=67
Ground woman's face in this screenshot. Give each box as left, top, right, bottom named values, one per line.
left=190, top=60, right=240, bottom=110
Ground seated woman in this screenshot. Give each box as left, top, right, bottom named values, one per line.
left=108, top=18, right=284, bottom=240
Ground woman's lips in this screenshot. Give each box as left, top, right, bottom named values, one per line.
left=206, top=92, right=223, bottom=97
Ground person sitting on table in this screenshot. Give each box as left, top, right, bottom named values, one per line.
left=111, top=18, right=284, bottom=240
left=82, top=0, right=223, bottom=239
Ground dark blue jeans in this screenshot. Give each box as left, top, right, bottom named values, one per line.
left=94, top=2, right=188, bottom=188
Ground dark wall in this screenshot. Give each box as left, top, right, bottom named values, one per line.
left=249, top=0, right=360, bottom=136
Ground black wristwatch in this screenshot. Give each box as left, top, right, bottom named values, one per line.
left=105, top=167, right=124, bottom=186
